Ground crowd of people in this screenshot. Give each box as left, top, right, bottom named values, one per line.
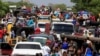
left=46, top=36, right=98, bottom=56
left=0, top=5, right=100, bottom=56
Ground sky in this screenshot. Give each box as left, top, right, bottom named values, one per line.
left=4, top=0, right=75, bottom=7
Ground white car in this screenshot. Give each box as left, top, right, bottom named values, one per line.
left=11, top=42, right=44, bottom=56
left=51, top=22, right=75, bottom=40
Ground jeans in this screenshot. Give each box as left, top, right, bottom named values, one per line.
left=0, top=39, right=3, bottom=42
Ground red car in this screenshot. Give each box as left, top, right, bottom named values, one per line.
left=0, top=43, right=13, bottom=56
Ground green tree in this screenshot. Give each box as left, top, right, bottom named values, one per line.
left=0, top=0, right=9, bottom=18
left=7, top=1, right=34, bottom=8
left=71, top=0, right=100, bottom=16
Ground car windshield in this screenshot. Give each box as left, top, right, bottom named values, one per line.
left=53, top=24, right=74, bottom=34
left=16, top=44, right=41, bottom=49
left=38, top=24, right=45, bottom=28
left=33, top=38, right=47, bottom=46
left=0, top=43, right=12, bottom=50
left=28, top=34, right=54, bottom=41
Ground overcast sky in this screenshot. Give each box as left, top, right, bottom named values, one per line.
left=4, top=0, right=75, bottom=7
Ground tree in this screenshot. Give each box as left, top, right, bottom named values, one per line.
left=7, top=0, right=34, bottom=8
left=71, top=0, right=100, bottom=17
left=0, top=0, right=9, bottom=18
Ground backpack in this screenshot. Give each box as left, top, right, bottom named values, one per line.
left=62, top=42, right=68, bottom=49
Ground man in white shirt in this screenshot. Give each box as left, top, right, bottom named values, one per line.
left=42, top=41, right=51, bottom=56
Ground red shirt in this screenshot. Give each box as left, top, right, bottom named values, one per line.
left=90, top=16, right=96, bottom=22
left=34, top=27, right=41, bottom=34
left=0, top=30, right=4, bottom=39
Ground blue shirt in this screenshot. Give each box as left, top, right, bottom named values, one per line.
left=65, top=13, right=70, bottom=19
left=27, top=19, right=34, bottom=27
left=85, top=47, right=93, bottom=56
left=72, top=19, right=76, bottom=25
left=62, top=42, right=68, bottom=49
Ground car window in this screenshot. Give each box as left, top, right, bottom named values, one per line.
left=16, top=44, right=41, bottom=49
left=53, top=24, right=74, bottom=33
left=0, top=43, right=12, bottom=50
left=33, top=38, right=46, bottom=46
left=38, top=24, right=45, bottom=28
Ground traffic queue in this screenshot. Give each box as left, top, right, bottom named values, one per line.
left=0, top=6, right=100, bottom=56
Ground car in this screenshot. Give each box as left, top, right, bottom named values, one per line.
left=27, top=33, right=55, bottom=46
left=51, top=22, right=75, bottom=40
left=11, top=42, right=44, bottom=56
left=0, top=42, right=13, bottom=56
left=28, top=37, right=47, bottom=46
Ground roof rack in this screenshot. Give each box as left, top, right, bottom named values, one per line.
left=38, top=15, right=51, bottom=19
left=51, top=18, right=61, bottom=22
left=64, top=19, right=73, bottom=23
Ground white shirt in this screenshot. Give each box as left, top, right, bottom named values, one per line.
left=42, top=45, right=50, bottom=56
left=83, top=29, right=89, bottom=37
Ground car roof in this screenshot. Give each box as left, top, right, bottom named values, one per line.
left=38, top=22, right=48, bottom=24
left=38, top=15, right=51, bottom=18
left=16, top=42, right=41, bottom=45
left=30, top=34, right=54, bottom=40
left=52, top=22, right=73, bottom=25
left=38, top=20, right=50, bottom=23
left=52, top=18, right=60, bottom=22
left=31, top=33, right=49, bottom=36
left=32, top=37, right=47, bottom=39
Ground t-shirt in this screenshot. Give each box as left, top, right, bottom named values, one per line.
left=85, top=47, right=93, bottom=56
left=72, top=19, right=76, bottom=25
left=27, top=19, right=34, bottom=27
left=42, top=45, right=51, bottom=56
left=62, top=42, right=68, bottom=49
left=54, top=11, right=60, bottom=17
left=65, top=14, right=70, bottom=19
